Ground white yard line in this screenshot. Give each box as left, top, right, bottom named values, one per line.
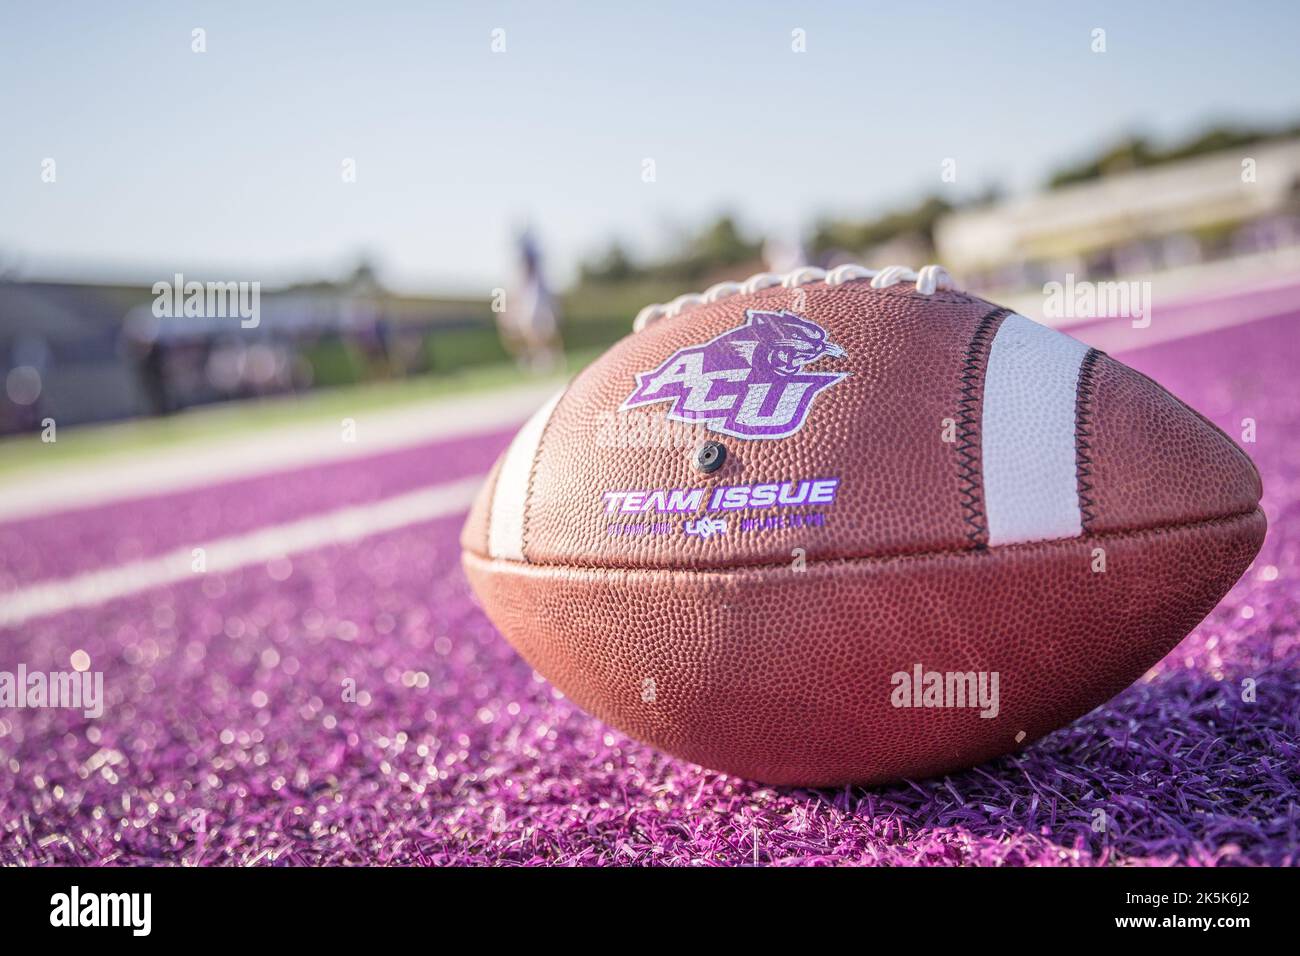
left=0, top=380, right=554, bottom=522
left=0, top=474, right=484, bottom=629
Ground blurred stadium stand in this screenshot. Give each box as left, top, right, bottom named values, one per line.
left=0, top=265, right=502, bottom=435
left=936, top=138, right=1300, bottom=291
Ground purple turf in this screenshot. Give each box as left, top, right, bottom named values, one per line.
left=0, top=425, right=517, bottom=591
left=0, top=307, right=1296, bottom=866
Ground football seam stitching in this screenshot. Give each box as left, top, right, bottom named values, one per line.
left=466, top=506, right=1263, bottom=572
left=955, top=307, right=1011, bottom=547
left=1074, top=348, right=1103, bottom=533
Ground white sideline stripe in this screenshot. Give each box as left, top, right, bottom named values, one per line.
left=982, top=314, right=1089, bottom=546
left=488, top=389, right=564, bottom=561
left=0, top=381, right=558, bottom=522
left=0, top=475, right=484, bottom=629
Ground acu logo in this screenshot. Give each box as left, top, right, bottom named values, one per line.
left=621, top=310, right=848, bottom=439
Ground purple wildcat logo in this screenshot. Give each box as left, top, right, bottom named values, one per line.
left=621, top=310, right=848, bottom=440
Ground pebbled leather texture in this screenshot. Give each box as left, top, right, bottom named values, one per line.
left=464, top=510, right=1264, bottom=786
left=460, top=277, right=1267, bottom=786
left=1080, top=356, right=1262, bottom=534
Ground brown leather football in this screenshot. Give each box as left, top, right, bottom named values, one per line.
left=461, top=264, right=1265, bottom=786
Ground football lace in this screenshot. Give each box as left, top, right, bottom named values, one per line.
left=632, top=263, right=956, bottom=332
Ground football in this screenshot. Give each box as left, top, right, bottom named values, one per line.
left=461, top=263, right=1265, bottom=786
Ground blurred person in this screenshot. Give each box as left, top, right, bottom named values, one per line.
left=497, top=227, right=562, bottom=373
left=121, top=308, right=172, bottom=416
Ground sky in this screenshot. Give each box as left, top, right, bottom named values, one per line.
left=1, top=1, right=1298, bottom=294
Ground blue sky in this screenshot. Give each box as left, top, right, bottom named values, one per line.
left=2, top=1, right=1298, bottom=293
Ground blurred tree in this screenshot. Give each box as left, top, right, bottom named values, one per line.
left=1047, top=120, right=1300, bottom=188
left=811, top=195, right=954, bottom=255
left=685, top=215, right=760, bottom=271
left=578, top=215, right=761, bottom=285
left=579, top=241, right=636, bottom=283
